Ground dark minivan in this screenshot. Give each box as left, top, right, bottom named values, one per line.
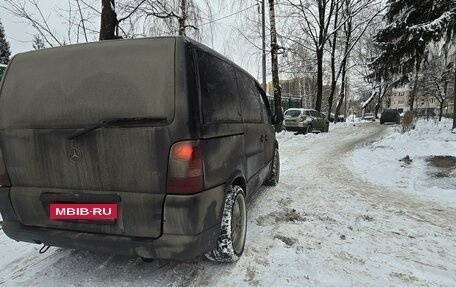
left=380, top=109, right=400, bottom=124
left=0, top=37, right=282, bottom=262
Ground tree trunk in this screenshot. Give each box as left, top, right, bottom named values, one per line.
left=374, top=92, right=382, bottom=119
left=178, top=0, right=187, bottom=36
left=100, top=0, right=118, bottom=40
left=410, top=65, right=419, bottom=112
left=327, top=1, right=339, bottom=117
left=334, top=63, right=347, bottom=121
left=453, top=65, right=456, bottom=129
left=334, top=16, right=352, bottom=121
left=439, top=100, right=444, bottom=122
left=268, top=0, right=282, bottom=131
left=261, top=0, right=267, bottom=91
left=315, top=48, right=323, bottom=112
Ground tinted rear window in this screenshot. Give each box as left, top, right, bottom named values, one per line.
left=383, top=109, right=397, bottom=114
left=285, top=110, right=301, bottom=117
left=0, top=38, right=175, bottom=128
left=197, top=50, right=242, bottom=123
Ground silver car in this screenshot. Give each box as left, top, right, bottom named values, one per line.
left=362, top=112, right=375, bottom=121
left=284, top=108, right=329, bottom=134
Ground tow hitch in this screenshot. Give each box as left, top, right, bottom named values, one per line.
left=39, top=244, right=50, bottom=254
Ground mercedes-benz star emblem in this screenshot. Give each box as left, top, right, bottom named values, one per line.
left=69, top=147, right=82, bottom=162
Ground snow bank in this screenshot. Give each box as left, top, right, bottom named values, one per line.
left=348, top=118, right=456, bottom=205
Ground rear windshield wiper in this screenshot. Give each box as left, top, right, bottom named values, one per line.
left=67, top=117, right=167, bottom=140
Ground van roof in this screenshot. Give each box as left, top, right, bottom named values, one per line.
left=10, top=36, right=262, bottom=93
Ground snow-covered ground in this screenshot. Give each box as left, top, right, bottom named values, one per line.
left=0, top=122, right=455, bottom=286
left=348, top=118, right=456, bottom=205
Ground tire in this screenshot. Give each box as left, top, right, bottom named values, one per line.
left=205, top=185, right=247, bottom=263
left=306, top=124, right=313, bottom=134
left=380, top=121, right=384, bottom=125
left=264, top=147, right=280, bottom=186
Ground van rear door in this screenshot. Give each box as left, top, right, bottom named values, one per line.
left=0, top=38, right=176, bottom=238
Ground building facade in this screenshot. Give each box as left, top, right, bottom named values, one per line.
left=390, top=85, right=449, bottom=116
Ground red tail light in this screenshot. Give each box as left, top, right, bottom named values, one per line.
left=167, top=140, right=204, bottom=195
left=299, top=115, right=306, bottom=122
left=0, top=148, right=11, bottom=187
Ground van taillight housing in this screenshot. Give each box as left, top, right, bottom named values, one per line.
left=300, top=115, right=306, bottom=122
left=167, top=140, right=204, bottom=195
left=0, top=148, right=11, bottom=187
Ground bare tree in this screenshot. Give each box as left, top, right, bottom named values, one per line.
left=2, top=0, right=214, bottom=45
left=326, top=0, right=384, bottom=119
left=118, top=0, right=212, bottom=39
left=327, top=0, right=341, bottom=116
left=32, top=34, right=45, bottom=49
left=1, top=0, right=66, bottom=46
left=284, top=0, right=344, bottom=112
left=354, top=12, right=402, bottom=117
left=269, top=0, right=283, bottom=130
left=419, top=51, right=454, bottom=121
left=100, top=0, right=118, bottom=40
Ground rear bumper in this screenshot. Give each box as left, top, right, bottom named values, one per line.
left=2, top=220, right=220, bottom=260
left=0, top=185, right=225, bottom=260
left=285, top=127, right=303, bottom=132
left=380, top=117, right=400, bottom=123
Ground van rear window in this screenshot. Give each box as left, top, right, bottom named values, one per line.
left=197, top=50, right=242, bottom=124
left=0, top=38, right=175, bottom=128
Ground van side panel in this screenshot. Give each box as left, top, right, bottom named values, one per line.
left=194, top=42, right=271, bottom=198
left=200, top=133, right=245, bottom=190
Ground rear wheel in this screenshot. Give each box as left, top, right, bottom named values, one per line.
left=306, top=124, right=313, bottom=134
left=264, top=147, right=280, bottom=186
left=205, top=185, right=247, bottom=263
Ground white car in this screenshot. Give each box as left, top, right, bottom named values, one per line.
left=284, top=108, right=329, bottom=134
left=362, top=113, right=375, bottom=121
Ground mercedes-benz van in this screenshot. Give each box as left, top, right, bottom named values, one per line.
left=0, top=37, right=282, bottom=262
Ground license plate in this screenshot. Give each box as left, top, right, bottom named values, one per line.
left=50, top=203, right=118, bottom=220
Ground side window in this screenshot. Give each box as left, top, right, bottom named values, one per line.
left=197, top=50, right=242, bottom=123
left=305, top=111, right=311, bottom=117
left=257, top=87, right=271, bottom=124
left=310, top=111, right=318, bottom=117
left=236, top=72, right=262, bottom=123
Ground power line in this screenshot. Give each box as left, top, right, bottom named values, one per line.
left=199, top=4, right=257, bottom=27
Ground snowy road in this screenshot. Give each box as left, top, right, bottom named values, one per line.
left=1, top=122, right=455, bottom=286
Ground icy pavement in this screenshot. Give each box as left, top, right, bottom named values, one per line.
left=1, top=122, right=455, bottom=286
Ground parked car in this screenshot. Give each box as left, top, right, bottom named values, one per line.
left=362, top=112, right=375, bottom=121
left=284, top=108, right=329, bottom=134
left=380, top=109, right=400, bottom=124
left=0, top=36, right=283, bottom=263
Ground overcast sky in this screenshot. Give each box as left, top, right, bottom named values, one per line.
left=0, top=0, right=266, bottom=81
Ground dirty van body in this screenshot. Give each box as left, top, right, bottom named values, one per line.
left=0, top=37, right=281, bottom=262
